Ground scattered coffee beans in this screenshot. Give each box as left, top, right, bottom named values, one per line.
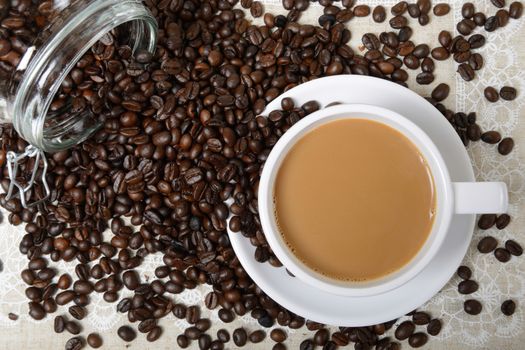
left=0, top=0, right=521, bottom=348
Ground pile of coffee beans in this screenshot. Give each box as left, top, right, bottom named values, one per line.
left=0, top=0, right=522, bottom=349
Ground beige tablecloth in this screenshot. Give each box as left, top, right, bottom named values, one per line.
left=0, top=1, right=524, bottom=349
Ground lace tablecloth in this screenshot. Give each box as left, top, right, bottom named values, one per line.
left=0, top=1, right=524, bottom=349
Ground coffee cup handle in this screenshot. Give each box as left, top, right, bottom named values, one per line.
left=453, top=182, right=508, bottom=214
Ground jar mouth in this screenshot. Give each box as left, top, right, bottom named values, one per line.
left=12, top=0, right=157, bottom=153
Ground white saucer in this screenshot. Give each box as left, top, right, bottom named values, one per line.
left=227, top=75, right=475, bottom=326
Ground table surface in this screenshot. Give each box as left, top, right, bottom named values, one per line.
left=1, top=1, right=524, bottom=349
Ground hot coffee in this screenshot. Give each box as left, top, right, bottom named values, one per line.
left=274, top=118, right=436, bottom=282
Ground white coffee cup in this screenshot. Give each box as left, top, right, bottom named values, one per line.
left=259, top=104, right=508, bottom=297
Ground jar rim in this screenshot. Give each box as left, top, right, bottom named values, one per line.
left=12, top=0, right=157, bottom=153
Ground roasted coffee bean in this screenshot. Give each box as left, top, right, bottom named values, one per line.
left=495, top=248, right=512, bottom=262
left=117, top=326, right=136, bottom=342
left=494, top=8, right=511, bottom=26
left=469, top=53, right=484, bottom=70
left=184, top=326, right=201, bottom=339
left=233, top=328, right=248, bottom=346
left=394, top=321, right=415, bottom=340
left=218, top=308, right=234, bottom=323
left=177, top=335, right=189, bottom=348
left=323, top=341, right=337, bottom=350
left=478, top=236, right=498, bottom=253
left=491, top=0, right=506, bottom=8
left=462, top=3, right=475, bottom=18
left=510, top=2, right=523, bottom=19
left=469, top=34, right=486, bottom=49
left=505, top=240, right=523, bottom=256
left=458, top=63, right=475, bottom=81
left=198, top=333, right=212, bottom=350
left=58, top=274, right=72, bottom=290
left=313, top=328, right=329, bottom=346
left=87, top=333, right=102, bottom=348
left=54, top=315, right=66, bottom=333
left=55, top=290, right=75, bottom=305
left=122, top=271, right=140, bottom=291
left=427, top=319, right=442, bottom=336
left=172, top=304, right=186, bottom=319
left=433, top=3, right=450, bottom=16
left=117, top=298, right=131, bottom=313
left=413, top=44, right=430, bottom=58
left=438, top=30, right=452, bottom=49
left=467, top=124, right=482, bottom=141
left=484, top=87, right=500, bottom=102
left=138, top=319, right=157, bottom=333
left=195, top=319, right=211, bottom=332
left=270, top=329, right=287, bottom=342
left=470, top=13, right=485, bottom=26
left=69, top=306, right=86, bottom=320
left=501, top=300, right=516, bottom=315
left=416, top=72, right=434, bottom=85
left=392, top=1, right=408, bottom=15
left=481, top=131, right=502, bottom=144
left=250, top=1, right=263, bottom=18
left=372, top=6, right=387, bottom=22
left=431, top=83, right=450, bottom=102
left=500, top=86, right=517, bottom=101
left=362, top=34, right=380, bottom=50
left=28, top=302, right=45, bottom=320
left=457, top=266, right=472, bottom=280
left=421, top=57, right=435, bottom=73
left=390, top=15, right=408, bottom=29
left=65, top=337, right=83, bottom=350
left=249, top=330, right=265, bottom=343
left=65, top=321, right=81, bottom=335
left=186, top=305, right=200, bottom=324
left=464, top=299, right=482, bottom=315
left=331, top=332, right=349, bottom=346
left=395, top=27, right=411, bottom=43
left=300, top=339, right=314, bottom=350
left=217, top=329, right=230, bottom=343
left=496, top=214, right=511, bottom=229
left=412, top=312, right=431, bottom=325
left=431, top=47, right=449, bottom=60
left=485, top=16, right=498, bottom=31
left=210, top=340, right=224, bottom=350
left=418, top=13, right=430, bottom=25
left=458, top=280, right=479, bottom=294
left=408, top=333, right=428, bottom=348
left=354, top=5, right=370, bottom=17
left=457, top=19, right=476, bottom=35
left=498, top=138, right=515, bottom=155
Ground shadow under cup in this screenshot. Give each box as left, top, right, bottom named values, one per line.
left=259, top=104, right=452, bottom=297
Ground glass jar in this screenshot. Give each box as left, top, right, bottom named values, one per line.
left=0, top=0, right=157, bottom=206
left=0, top=0, right=157, bottom=152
